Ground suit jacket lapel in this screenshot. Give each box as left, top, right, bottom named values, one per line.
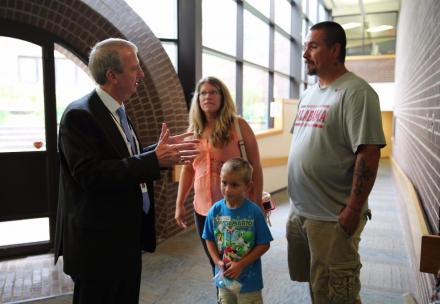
left=88, top=91, right=130, bottom=157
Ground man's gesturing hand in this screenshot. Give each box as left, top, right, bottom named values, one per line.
left=155, top=123, right=199, bottom=167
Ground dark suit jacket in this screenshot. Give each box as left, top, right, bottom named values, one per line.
left=54, top=90, right=160, bottom=279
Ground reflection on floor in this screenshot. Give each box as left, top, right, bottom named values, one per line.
left=0, top=159, right=416, bottom=304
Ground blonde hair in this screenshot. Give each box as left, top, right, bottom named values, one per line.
left=188, top=76, right=237, bottom=147
left=221, top=158, right=253, bottom=184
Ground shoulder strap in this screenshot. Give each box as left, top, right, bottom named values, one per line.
left=234, top=117, right=248, bottom=160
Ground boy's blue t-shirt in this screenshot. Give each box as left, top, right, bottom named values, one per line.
left=202, top=198, right=273, bottom=292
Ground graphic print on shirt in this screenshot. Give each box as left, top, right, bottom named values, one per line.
left=294, top=104, right=330, bottom=129
left=214, top=215, right=255, bottom=263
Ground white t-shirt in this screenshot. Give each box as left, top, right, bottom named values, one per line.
left=288, top=72, right=386, bottom=221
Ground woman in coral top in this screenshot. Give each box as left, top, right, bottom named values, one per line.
left=175, top=76, right=263, bottom=273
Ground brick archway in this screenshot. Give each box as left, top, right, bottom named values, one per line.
left=0, top=0, right=189, bottom=241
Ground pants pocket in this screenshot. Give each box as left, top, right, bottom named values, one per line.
left=335, top=222, right=352, bottom=239
left=328, top=262, right=360, bottom=304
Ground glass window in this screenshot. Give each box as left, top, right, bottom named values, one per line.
left=54, top=44, right=95, bottom=125
left=301, top=58, right=306, bottom=80
left=365, top=12, right=397, bottom=39
left=274, top=73, right=290, bottom=99
left=302, top=19, right=309, bottom=41
left=309, top=0, right=318, bottom=24
left=18, top=57, right=40, bottom=83
left=0, top=37, right=46, bottom=152
left=318, top=3, right=327, bottom=21
left=202, top=52, right=236, bottom=101
left=274, top=31, right=291, bottom=75
left=336, top=15, right=364, bottom=39
left=246, top=0, right=270, bottom=17
left=335, top=12, right=397, bottom=56
left=302, top=0, right=308, bottom=15
left=55, top=58, right=77, bottom=85
left=202, top=0, right=237, bottom=56
left=200, top=0, right=301, bottom=130
left=274, top=0, right=291, bottom=34
left=161, top=41, right=178, bottom=71
left=244, top=10, right=269, bottom=67
left=243, top=64, right=269, bottom=131
left=124, top=0, right=177, bottom=39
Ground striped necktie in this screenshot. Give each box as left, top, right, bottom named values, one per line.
left=116, top=107, right=136, bottom=155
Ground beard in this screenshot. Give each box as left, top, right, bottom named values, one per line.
left=306, top=62, right=317, bottom=75
left=307, top=68, right=317, bottom=76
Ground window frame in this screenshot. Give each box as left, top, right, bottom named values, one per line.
left=201, top=0, right=300, bottom=130
left=0, top=19, right=82, bottom=259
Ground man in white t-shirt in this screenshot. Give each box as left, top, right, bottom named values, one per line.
left=286, top=21, right=386, bottom=304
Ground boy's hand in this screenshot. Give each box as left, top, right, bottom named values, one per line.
left=215, top=259, right=225, bottom=271
left=223, top=261, right=244, bottom=279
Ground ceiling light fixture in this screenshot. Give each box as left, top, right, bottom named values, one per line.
left=366, top=25, right=394, bottom=33
left=342, top=22, right=362, bottom=30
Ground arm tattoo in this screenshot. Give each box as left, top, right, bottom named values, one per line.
left=353, top=159, right=376, bottom=196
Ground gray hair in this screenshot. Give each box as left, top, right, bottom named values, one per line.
left=88, top=38, right=138, bottom=85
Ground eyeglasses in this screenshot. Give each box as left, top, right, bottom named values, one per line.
left=199, top=90, right=220, bottom=97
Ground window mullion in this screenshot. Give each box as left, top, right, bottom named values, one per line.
left=236, top=0, right=244, bottom=115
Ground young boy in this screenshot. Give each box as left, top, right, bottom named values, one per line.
left=202, top=158, right=273, bottom=304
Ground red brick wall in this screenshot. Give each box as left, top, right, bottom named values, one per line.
left=394, top=0, right=440, bottom=302
left=0, top=0, right=193, bottom=242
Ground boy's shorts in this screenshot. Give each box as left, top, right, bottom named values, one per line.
left=218, top=288, right=263, bottom=304
left=286, top=212, right=367, bottom=304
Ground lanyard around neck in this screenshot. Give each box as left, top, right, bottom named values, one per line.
left=109, top=111, right=139, bottom=155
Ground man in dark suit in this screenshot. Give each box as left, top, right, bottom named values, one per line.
left=54, top=38, right=198, bottom=304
